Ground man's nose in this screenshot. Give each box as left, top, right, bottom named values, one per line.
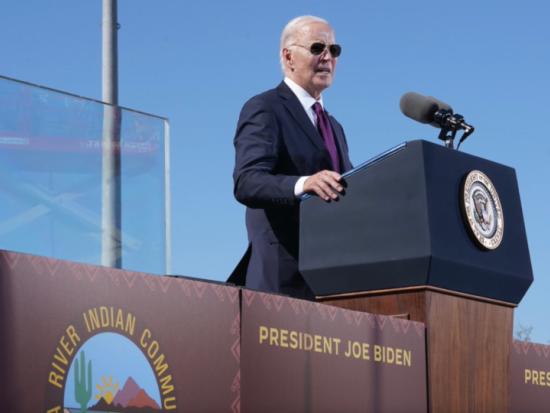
left=320, top=49, right=332, bottom=60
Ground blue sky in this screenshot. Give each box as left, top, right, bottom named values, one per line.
left=1, top=0, right=549, bottom=341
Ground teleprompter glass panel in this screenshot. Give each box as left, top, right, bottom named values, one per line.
left=0, top=76, right=169, bottom=274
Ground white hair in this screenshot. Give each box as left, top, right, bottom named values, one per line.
left=279, top=15, right=331, bottom=73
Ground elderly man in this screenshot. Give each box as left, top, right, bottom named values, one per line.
left=230, top=15, right=353, bottom=299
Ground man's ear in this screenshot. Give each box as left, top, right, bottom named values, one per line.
left=282, top=48, right=294, bottom=71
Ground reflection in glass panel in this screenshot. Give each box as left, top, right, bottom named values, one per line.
left=0, top=76, right=168, bottom=274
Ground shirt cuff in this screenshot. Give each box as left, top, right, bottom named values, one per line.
left=294, top=176, right=309, bottom=197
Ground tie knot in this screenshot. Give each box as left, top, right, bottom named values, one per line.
left=312, top=102, right=323, bottom=116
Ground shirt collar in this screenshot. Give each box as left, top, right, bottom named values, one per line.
left=284, top=77, right=324, bottom=111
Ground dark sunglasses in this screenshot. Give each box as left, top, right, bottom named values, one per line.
left=293, top=42, right=342, bottom=57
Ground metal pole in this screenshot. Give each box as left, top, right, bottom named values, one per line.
left=164, top=121, right=172, bottom=274
left=102, top=0, right=118, bottom=105
left=101, top=0, right=121, bottom=267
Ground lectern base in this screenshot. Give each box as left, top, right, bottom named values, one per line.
left=319, top=286, right=514, bottom=413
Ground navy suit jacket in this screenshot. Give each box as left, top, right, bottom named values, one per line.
left=229, top=81, right=353, bottom=299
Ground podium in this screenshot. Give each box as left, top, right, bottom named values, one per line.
left=300, top=140, right=533, bottom=412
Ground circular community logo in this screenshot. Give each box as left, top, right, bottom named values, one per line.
left=46, top=306, right=177, bottom=413
left=461, top=170, right=504, bottom=250
left=63, top=332, right=162, bottom=413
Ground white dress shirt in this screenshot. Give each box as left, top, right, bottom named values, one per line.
left=283, top=77, right=324, bottom=196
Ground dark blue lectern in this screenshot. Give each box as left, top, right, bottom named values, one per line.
left=299, top=139, right=532, bottom=304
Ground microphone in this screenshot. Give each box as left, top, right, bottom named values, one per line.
left=399, top=92, right=475, bottom=149
left=399, top=92, right=453, bottom=127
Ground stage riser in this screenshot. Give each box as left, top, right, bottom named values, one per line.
left=0, top=250, right=546, bottom=412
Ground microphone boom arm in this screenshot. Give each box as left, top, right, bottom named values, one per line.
left=434, top=110, right=475, bottom=150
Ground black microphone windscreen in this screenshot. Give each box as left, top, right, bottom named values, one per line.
left=399, top=92, right=453, bottom=125
left=427, top=95, right=452, bottom=113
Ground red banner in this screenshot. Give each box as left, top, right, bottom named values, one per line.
left=511, top=340, right=550, bottom=413
left=240, top=289, right=427, bottom=412
left=0, top=250, right=240, bottom=413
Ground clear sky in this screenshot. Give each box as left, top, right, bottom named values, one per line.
left=1, top=0, right=549, bottom=341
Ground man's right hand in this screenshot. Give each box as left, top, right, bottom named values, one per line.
left=303, top=170, right=343, bottom=201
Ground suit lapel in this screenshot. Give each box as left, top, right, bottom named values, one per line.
left=276, top=81, right=352, bottom=171
left=276, top=82, right=327, bottom=153
left=327, top=114, right=352, bottom=171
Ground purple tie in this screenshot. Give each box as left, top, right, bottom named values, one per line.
left=312, top=102, right=340, bottom=173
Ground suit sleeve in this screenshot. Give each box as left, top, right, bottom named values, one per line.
left=233, top=96, right=300, bottom=209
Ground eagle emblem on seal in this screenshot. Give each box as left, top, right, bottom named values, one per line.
left=461, top=170, right=504, bottom=250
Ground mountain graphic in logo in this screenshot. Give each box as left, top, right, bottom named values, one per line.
left=63, top=332, right=162, bottom=412
left=114, top=377, right=159, bottom=409
left=90, top=377, right=160, bottom=411
left=112, top=376, right=141, bottom=407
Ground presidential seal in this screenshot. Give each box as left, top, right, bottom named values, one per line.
left=461, top=170, right=504, bottom=250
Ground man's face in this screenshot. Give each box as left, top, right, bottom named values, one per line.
left=284, top=22, right=338, bottom=99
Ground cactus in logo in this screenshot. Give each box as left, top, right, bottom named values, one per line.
left=74, top=351, right=93, bottom=413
